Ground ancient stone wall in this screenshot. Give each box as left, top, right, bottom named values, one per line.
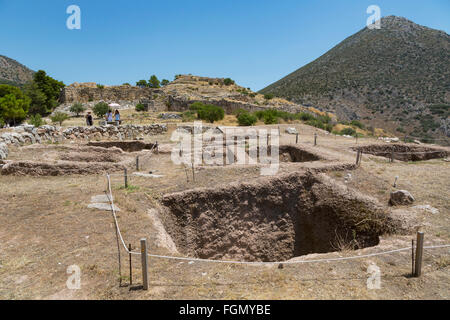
left=167, top=96, right=305, bottom=114
left=0, top=124, right=167, bottom=159
left=60, top=85, right=156, bottom=103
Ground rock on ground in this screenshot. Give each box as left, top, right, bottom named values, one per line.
left=389, top=190, right=415, bottom=206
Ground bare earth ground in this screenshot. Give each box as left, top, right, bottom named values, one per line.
left=0, top=123, right=449, bottom=300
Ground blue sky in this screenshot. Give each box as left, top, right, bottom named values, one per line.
left=0, top=0, right=449, bottom=90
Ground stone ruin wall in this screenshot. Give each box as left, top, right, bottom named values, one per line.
left=0, top=124, right=168, bottom=160
left=60, top=85, right=156, bottom=104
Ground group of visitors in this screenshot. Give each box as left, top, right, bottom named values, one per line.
left=84, top=109, right=121, bottom=126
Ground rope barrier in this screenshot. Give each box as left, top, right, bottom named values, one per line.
left=105, top=174, right=450, bottom=266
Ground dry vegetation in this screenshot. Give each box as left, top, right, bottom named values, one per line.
left=0, top=122, right=449, bottom=300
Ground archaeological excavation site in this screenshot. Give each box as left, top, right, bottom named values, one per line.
left=0, top=78, right=449, bottom=301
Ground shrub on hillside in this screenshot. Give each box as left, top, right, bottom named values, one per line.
left=189, top=102, right=225, bottom=123
left=197, top=104, right=225, bottom=123
left=50, top=112, right=69, bottom=126
left=350, top=120, right=365, bottom=130
left=93, top=102, right=109, bottom=118
left=182, top=111, right=197, bottom=122
left=70, top=103, right=86, bottom=117
left=135, top=103, right=146, bottom=112
left=237, top=112, right=257, bottom=126
left=224, top=78, right=235, bottom=86
left=29, top=114, right=44, bottom=127
left=340, top=127, right=357, bottom=136
left=264, top=93, right=275, bottom=100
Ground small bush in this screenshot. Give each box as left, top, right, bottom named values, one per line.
left=263, top=112, right=278, bottom=125
left=264, top=93, right=275, bottom=100
left=198, top=105, right=225, bottom=123
left=96, top=84, right=105, bottom=89
left=223, top=78, right=235, bottom=86
left=298, top=112, right=315, bottom=121
left=340, top=127, right=357, bottom=136
left=50, top=112, right=69, bottom=126
left=182, top=111, right=197, bottom=122
left=70, top=102, right=86, bottom=117
left=350, top=120, right=365, bottom=130
left=93, top=102, right=109, bottom=118
left=189, top=102, right=205, bottom=112
left=188, top=102, right=224, bottom=123
left=135, top=103, right=146, bottom=112
left=237, top=112, right=257, bottom=126
left=29, top=114, right=44, bottom=127
left=233, top=108, right=249, bottom=118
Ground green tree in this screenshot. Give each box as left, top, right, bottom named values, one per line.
left=70, top=102, right=86, bottom=117
left=161, top=79, right=170, bottom=86
left=23, top=82, right=47, bottom=115
left=197, top=104, right=225, bottom=123
left=93, top=102, right=109, bottom=118
left=136, top=80, right=148, bottom=87
left=30, top=70, right=65, bottom=115
left=50, top=112, right=69, bottom=126
left=0, top=85, right=30, bottom=125
left=148, top=75, right=161, bottom=88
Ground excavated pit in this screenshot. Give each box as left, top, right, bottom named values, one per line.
left=161, top=171, right=396, bottom=262
left=200, top=144, right=323, bottom=166
left=87, top=141, right=158, bottom=152
left=0, top=145, right=127, bottom=176
left=352, top=144, right=448, bottom=162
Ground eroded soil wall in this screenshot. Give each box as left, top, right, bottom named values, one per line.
left=161, top=172, right=395, bottom=262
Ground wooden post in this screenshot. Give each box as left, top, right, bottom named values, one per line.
left=391, top=150, right=394, bottom=163
left=356, top=150, right=361, bottom=166
left=314, top=133, right=317, bottom=146
left=414, top=232, right=424, bottom=278
left=359, top=151, right=363, bottom=166
left=411, top=240, right=415, bottom=276
left=136, top=156, right=140, bottom=172
left=404, top=136, right=408, bottom=144
left=296, top=133, right=299, bottom=144
left=192, top=164, right=195, bottom=182
left=129, top=244, right=133, bottom=285
left=156, top=141, right=159, bottom=155
left=124, top=168, right=128, bottom=188
left=140, top=238, right=148, bottom=290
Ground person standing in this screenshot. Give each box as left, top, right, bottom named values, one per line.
left=107, top=110, right=113, bottom=122
left=114, top=110, right=121, bottom=125
left=85, top=112, right=93, bottom=126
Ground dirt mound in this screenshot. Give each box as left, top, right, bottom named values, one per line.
left=160, top=171, right=396, bottom=262
left=0, top=160, right=124, bottom=176
left=87, top=141, right=157, bottom=152
left=353, top=144, right=448, bottom=161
